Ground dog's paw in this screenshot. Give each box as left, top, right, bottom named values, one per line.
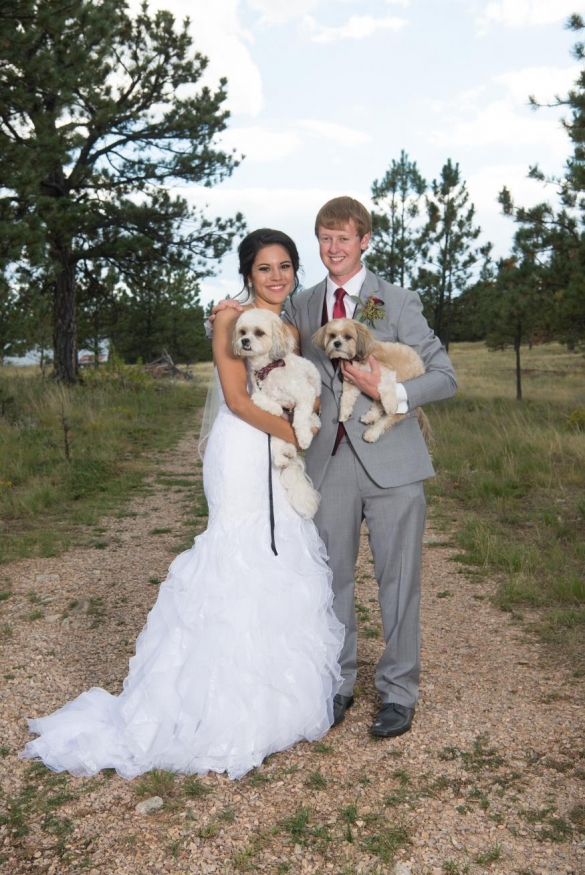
left=360, top=410, right=378, bottom=425
left=362, top=426, right=380, bottom=443
left=296, top=431, right=312, bottom=450
left=309, top=413, right=321, bottom=431
left=272, top=444, right=296, bottom=467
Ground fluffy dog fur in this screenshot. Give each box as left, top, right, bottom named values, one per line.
left=233, top=309, right=322, bottom=518
left=312, top=318, right=432, bottom=444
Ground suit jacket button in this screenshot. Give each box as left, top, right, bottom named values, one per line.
left=332, top=418, right=338, bottom=424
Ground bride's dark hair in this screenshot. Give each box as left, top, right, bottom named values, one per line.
left=237, top=229, right=302, bottom=295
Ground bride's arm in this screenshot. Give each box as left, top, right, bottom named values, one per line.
left=212, top=309, right=299, bottom=445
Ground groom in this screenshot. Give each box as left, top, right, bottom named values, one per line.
left=282, top=197, right=457, bottom=737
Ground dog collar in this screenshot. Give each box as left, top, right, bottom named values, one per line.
left=256, top=359, right=286, bottom=381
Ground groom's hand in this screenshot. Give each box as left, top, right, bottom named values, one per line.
left=208, top=299, right=244, bottom=325
left=341, top=356, right=381, bottom=401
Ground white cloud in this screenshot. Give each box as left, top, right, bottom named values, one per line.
left=494, top=65, right=580, bottom=104
left=128, top=0, right=263, bottom=117
left=429, top=64, right=577, bottom=160
left=467, top=162, right=554, bottom=215
left=302, top=13, right=408, bottom=43
left=466, top=162, right=560, bottom=258
left=431, top=97, right=567, bottom=156
left=216, top=119, right=371, bottom=162
left=217, top=127, right=303, bottom=162
left=247, top=0, right=411, bottom=27
left=478, top=0, right=577, bottom=31
left=298, top=119, right=372, bottom=146
left=247, top=0, right=321, bottom=26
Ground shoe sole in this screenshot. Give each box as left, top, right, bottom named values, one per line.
left=369, top=721, right=413, bottom=738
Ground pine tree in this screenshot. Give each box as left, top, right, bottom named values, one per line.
left=499, top=14, right=585, bottom=351
left=414, top=159, right=489, bottom=349
left=0, top=0, right=244, bottom=382
left=365, top=151, right=427, bottom=287
left=110, top=266, right=209, bottom=364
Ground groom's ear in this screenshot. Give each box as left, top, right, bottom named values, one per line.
left=360, top=231, right=371, bottom=252
left=312, top=325, right=328, bottom=350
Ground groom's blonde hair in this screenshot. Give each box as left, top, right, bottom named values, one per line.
left=315, top=196, right=372, bottom=238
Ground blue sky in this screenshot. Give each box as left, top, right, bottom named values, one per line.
left=135, top=0, right=582, bottom=306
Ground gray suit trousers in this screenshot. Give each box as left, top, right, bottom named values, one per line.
left=315, top=440, right=426, bottom=708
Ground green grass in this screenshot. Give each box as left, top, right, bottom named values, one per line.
left=0, top=363, right=206, bottom=563
left=428, top=342, right=585, bottom=666
left=134, top=769, right=177, bottom=799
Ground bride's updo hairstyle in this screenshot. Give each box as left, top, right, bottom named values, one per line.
left=238, top=228, right=302, bottom=296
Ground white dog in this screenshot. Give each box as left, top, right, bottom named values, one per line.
left=233, top=309, right=322, bottom=518
left=312, top=318, right=432, bottom=444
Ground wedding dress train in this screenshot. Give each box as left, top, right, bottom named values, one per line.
left=21, top=385, right=343, bottom=779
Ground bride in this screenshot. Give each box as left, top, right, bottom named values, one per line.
left=20, top=229, right=343, bottom=780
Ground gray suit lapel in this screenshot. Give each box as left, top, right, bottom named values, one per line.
left=357, top=269, right=381, bottom=307
left=307, top=279, right=336, bottom=381
left=356, top=269, right=387, bottom=341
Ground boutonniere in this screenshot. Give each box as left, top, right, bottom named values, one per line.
left=348, top=294, right=385, bottom=328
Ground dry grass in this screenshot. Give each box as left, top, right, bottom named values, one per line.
left=427, top=342, right=585, bottom=669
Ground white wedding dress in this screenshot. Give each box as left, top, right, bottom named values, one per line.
left=21, top=373, right=343, bottom=780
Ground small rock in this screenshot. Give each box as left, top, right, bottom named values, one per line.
left=35, top=574, right=60, bottom=583
left=391, top=864, right=412, bottom=875
left=135, top=796, right=164, bottom=814
left=45, top=614, right=62, bottom=624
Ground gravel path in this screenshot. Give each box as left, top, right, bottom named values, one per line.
left=1, top=427, right=583, bottom=875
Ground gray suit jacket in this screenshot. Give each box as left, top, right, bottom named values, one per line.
left=283, top=269, right=457, bottom=490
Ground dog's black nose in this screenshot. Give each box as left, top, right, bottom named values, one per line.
left=241, top=338, right=251, bottom=349
left=333, top=340, right=342, bottom=348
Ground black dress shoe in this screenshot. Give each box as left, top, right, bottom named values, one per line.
left=370, top=703, right=414, bottom=738
left=332, top=694, right=354, bottom=727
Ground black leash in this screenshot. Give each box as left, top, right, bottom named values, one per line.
left=267, top=435, right=278, bottom=556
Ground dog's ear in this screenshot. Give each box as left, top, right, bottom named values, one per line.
left=232, top=321, right=245, bottom=357
left=354, top=322, right=374, bottom=360
left=312, top=325, right=328, bottom=350
left=271, top=320, right=295, bottom=359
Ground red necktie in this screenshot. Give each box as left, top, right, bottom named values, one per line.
left=332, top=287, right=347, bottom=320
left=331, top=287, right=348, bottom=455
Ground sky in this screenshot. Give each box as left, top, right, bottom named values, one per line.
left=135, top=0, right=583, bottom=307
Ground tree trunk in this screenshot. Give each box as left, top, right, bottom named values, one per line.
left=52, top=251, right=78, bottom=383
left=514, top=332, right=522, bottom=401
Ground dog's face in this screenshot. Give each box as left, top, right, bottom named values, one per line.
left=233, top=309, right=295, bottom=362
left=312, top=318, right=374, bottom=361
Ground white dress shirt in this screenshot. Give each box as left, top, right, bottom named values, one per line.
left=326, top=267, right=409, bottom=414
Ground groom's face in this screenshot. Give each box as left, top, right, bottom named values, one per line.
left=317, top=219, right=370, bottom=286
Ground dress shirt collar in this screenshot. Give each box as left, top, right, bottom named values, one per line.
left=325, top=265, right=367, bottom=320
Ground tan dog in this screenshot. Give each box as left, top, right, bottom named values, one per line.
left=233, top=309, right=322, bottom=518
left=312, top=318, right=432, bottom=444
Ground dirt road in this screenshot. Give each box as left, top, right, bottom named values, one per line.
left=1, top=428, right=583, bottom=875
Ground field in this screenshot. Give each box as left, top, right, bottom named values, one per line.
left=0, top=361, right=208, bottom=564
left=426, top=342, right=585, bottom=667
left=1, top=346, right=584, bottom=875
left=1, top=343, right=584, bottom=662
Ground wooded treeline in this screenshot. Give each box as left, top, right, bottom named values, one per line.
left=1, top=4, right=584, bottom=388
left=0, top=0, right=243, bottom=377
left=366, top=14, right=585, bottom=398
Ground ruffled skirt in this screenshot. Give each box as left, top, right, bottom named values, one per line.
left=21, top=405, right=343, bottom=779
